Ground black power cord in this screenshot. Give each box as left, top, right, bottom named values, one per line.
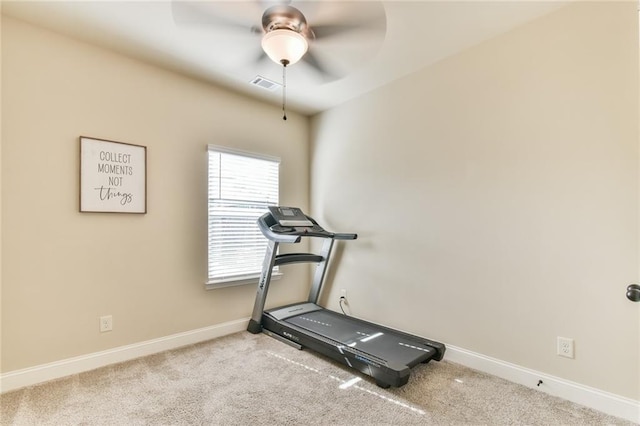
left=339, top=296, right=348, bottom=316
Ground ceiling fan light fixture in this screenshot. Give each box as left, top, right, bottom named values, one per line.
left=261, top=29, right=308, bottom=66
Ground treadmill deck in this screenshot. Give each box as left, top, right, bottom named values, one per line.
left=279, top=307, right=436, bottom=367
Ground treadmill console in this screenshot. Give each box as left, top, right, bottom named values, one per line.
left=268, top=206, right=313, bottom=227
left=259, top=206, right=356, bottom=241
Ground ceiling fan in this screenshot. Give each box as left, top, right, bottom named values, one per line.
left=172, top=1, right=387, bottom=118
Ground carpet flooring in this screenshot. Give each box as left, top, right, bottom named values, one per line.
left=0, top=331, right=634, bottom=425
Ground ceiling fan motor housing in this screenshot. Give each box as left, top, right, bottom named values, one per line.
left=261, top=5, right=313, bottom=37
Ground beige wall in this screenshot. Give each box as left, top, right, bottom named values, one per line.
left=0, top=6, right=4, bottom=376
left=311, top=2, right=639, bottom=400
left=2, top=0, right=639, bottom=404
left=1, top=16, right=310, bottom=372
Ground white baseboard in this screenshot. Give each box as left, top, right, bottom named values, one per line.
left=445, top=344, right=640, bottom=424
left=0, top=318, right=248, bottom=394
left=1, top=321, right=638, bottom=423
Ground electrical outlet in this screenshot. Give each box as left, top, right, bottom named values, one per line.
left=340, top=289, right=347, bottom=299
left=100, top=315, right=113, bottom=332
left=557, top=336, right=574, bottom=358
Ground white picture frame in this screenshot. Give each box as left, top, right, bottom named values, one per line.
left=79, top=136, right=147, bottom=213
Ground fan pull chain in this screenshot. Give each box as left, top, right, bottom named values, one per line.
left=281, top=59, right=289, bottom=121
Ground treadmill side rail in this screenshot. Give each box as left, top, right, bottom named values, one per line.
left=268, top=302, right=323, bottom=321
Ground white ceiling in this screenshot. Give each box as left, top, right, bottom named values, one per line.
left=2, top=1, right=566, bottom=115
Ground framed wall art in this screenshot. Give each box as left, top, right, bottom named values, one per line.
left=79, top=136, right=147, bottom=213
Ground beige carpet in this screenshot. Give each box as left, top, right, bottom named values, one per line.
left=0, top=331, right=633, bottom=425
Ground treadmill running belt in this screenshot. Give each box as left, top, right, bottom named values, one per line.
left=284, top=309, right=435, bottom=366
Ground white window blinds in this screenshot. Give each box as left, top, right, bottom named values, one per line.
left=207, top=145, right=279, bottom=287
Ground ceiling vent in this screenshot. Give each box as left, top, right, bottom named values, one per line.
left=250, top=76, right=281, bottom=92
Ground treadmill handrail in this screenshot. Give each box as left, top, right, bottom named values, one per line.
left=334, top=232, right=357, bottom=240
left=275, top=253, right=324, bottom=266
left=257, top=212, right=358, bottom=242
left=257, top=213, right=302, bottom=243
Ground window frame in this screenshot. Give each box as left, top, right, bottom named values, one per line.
left=206, top=144, right=281, bottom=290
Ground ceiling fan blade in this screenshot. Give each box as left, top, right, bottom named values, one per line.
left=259, top=0, right=292, bottom=8
left=300, top=1, right=386, bottom=40
left=312, top=19, right=384, bottom=41
left=293, top=1, right=386, bottom=82
left=252, top=47, right=269, bottom=65
left=301, top=50, right=343, bottom=82
left=310, top=24, right=356, bottom=40
left=171, top=1, right=261, bottom=35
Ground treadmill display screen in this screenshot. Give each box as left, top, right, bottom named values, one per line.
left=268, top=206, right=313, bottom=227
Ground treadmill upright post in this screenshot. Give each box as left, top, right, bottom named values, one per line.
left=247, top=239, right=279, bottom=334
left=307, top=238, right=335, bottom=304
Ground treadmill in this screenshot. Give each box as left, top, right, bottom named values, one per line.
left=247, top=206, right=445, bottom=388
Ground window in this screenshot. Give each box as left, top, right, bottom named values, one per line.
left=207, top=145, right=280, bottom=289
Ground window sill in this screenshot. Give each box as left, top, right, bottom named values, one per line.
left=205, top=272, right=283, bottom=290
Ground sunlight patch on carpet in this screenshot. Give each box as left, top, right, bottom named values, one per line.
left=339, top=377, right=362, bottom=389
left=267, top=352, right=425, bottom=415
